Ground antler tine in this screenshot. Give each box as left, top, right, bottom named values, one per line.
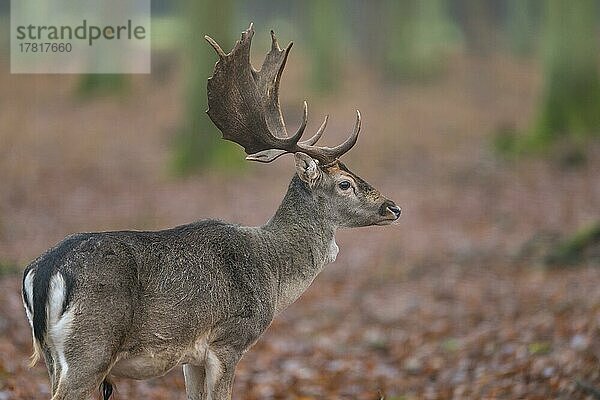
left=270, top=30, right=281, bottom=51
left=204, top=35, right=227, bottom=59
left=205, top=25, right=361, bottom=165
left=288, top=101, right=308, bottom=144
left=300, top=114, right=328, bottom=146
left=299, top=110, right=361, bottom=162
left=328, top=110, right=361, bottom=157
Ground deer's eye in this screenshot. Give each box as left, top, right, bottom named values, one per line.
left=338, top=181, right=351, bottom=191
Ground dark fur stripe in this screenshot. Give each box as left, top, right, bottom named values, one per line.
left=101, top=380, right=113, bottom=400
left=29, top=235, right=82, bottom=344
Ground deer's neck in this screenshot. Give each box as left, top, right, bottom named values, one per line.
left=262, top=175, right=337, bottom=312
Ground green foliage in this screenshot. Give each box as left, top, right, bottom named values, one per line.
left=545, top=221, right=600, bottom=267
left=492, top=124, right=520, bottom=156
left=498, top=0, right=600, bottom=155
left=77, top=74, right=129, bottom=97
left=441, top=338, right=460, bottom=352
left=0, top=15, right=9, bottom=55
left=151, top=16, right=185, bottom=51
left=0, top=259, right=19, bottom=277
left=171, top=131, right=245, bottom=176
left=170, top=0, right=244, bottom=175
left=308, top=0, right=342, bottom=93
left=382, top=0, right=460, bottom=82
left=528, top=341, right=552, bottom=355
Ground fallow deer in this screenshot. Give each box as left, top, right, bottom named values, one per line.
left=22, top=24, right=401, bottom=400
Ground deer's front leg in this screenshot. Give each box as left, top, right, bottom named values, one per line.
left=205, top=347, right=240, bottom=400
left=183, top=364, right=206, bottom=400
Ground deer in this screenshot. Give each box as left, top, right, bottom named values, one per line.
left=21, top=24, right=401, bottom=400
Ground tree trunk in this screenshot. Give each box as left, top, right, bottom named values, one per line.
left=531, top=0, right=600, bottom=145
left=171, top=0, right=242, bottom=175
left=506, top=0, right=541, bottom=57
left=381, top=0, right=458, bottom=82
left=308, top=0, right=342, bottom=93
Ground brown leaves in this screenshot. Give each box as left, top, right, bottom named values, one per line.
left=1, top=54, right=600, bottom=399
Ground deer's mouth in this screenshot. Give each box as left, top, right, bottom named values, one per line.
left=376, top=217, right=398, bottom=226
left=376, top=202, right=401, bottom=225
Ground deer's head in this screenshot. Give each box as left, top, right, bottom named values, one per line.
left=205, top=24, right=401, bottom=228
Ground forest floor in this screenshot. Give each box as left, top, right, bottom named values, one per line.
left=0, top=53, right=599, bottom=399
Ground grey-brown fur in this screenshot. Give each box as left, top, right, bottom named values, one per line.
left=22, top=158, right=400, bottom=400
left=22, top=25, right=401, bottom=400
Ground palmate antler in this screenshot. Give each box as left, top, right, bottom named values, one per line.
left=205, top=23, right=361, bottom=164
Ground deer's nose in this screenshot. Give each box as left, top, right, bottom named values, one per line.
left=380, top=200, right=401, bottom=219
left=388, top=204, right=401, bottom=219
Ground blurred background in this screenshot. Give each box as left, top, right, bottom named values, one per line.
left=1, top=0, right=600, bottom=399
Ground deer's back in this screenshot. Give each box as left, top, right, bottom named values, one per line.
left=24, top=219, right=279, bottom=354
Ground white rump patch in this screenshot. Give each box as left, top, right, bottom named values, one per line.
left=47, top=273, right=74, bottom=379
left=23, top=270, right=35, bottom=326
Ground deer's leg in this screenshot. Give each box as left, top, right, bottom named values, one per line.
left=50, top=329, right=118, bottom=400
left=41, top=346, right=61, bottom=395
left=206, top=316, right=268, bottom=400
left=52, top=379, right=98, bottom=400
left=50, top=299, right=131, bottom=399
left=50, top=337, right=118, bottom=400
left=183, top=363, right=206, bottom=400
left=204, top=347, right=240, bottom=400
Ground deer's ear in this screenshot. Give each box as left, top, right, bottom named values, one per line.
left=294, top=152, right=321, bottom=186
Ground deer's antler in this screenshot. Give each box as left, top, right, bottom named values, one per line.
left=205, top=23, right=361, bottom=164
